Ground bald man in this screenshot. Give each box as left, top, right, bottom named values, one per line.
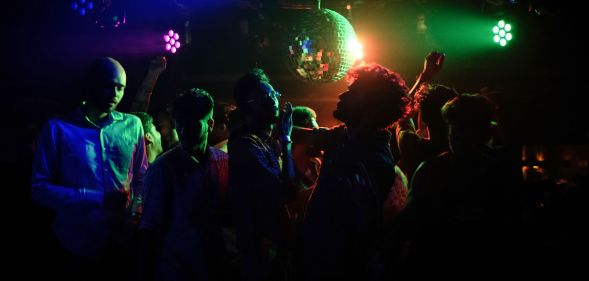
left=31, top=57, right=147, bottom=281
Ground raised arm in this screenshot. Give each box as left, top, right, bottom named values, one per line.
left=130, top=56, right=167, bottom=112
left=408, top=51, right=445, bottom=98
left=403, top=51, right=445, bottom=137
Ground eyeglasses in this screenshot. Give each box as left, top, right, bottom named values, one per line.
left=246, top=90, right=281, bottom=103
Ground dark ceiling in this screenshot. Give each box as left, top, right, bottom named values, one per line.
left=2, top=0, right=586, bottom=146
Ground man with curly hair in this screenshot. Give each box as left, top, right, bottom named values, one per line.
left=293, top=63, right=410, bottom=281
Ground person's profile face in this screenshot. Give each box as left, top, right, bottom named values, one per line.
left=147, top=123, right=163, bottom=156
left=248, top=82, right=280, bottom=123
left=155, top=113, right=179, bottom=150
left=334, top=80, right=365, bottom=123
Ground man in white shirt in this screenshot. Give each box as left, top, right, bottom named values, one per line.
left=31, top=57, right=148, bottom=281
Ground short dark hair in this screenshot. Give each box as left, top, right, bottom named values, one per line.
left=130, top=111, right=154, bottom=132
left=345, top=63, right=410, bottom=129
left=233, top=68, right=270, bottom=107
left=442, top=93, right=494, bottom=132
left=292, top=106, right=317, bottom=128
left=417, top=84, right=458, bottom=129
left=170, top=88, right=214, bottom=125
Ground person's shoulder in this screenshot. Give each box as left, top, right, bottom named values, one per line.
left=328, top=124, right=346, bottom=133
left=115, top=111, right=141, bottom=124
left=229, top=132, right=264, bottom=148
left=398, top=128, right=420, bottom=141
left=412, top=153, right=445, bottom=189
left=47, top=109, right=81, bottom=125
left=229, top=132, right=253, bottom=142
left=39, top=113, right=77, bottom=134
left=209, top=146, right=228, bottom=160
left=113, top=111, right=144, bottom=133
left=149, top=147, right=178, bottom=169
left=45, top=116, right=65, bottom=127
left=316, top=124, right=345, bottom=139
left=417, top=151, right=451, bottom=171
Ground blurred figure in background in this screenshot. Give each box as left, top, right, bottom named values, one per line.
left=209, top=102, right=237, bottom=153
left=131, top=112, right=163, bottom=164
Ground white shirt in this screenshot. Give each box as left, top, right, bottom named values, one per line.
left=31, top=108, right=147, bottom=256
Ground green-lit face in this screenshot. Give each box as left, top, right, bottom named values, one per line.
left=146, top=123, right=163, bottom=156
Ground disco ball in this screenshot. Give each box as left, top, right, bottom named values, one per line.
left=286, top=9, right=359, bottom=83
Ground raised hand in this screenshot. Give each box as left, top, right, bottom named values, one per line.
left=421, top=51, right=445, bottom=81
left=277, top=102, right=293, bottom=142
left=148, top=56, right=167, bottom=76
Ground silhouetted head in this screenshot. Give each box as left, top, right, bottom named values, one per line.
left=335, top=63, right=409, bottom=129
left=292, top=106, right=318, bottom=129
left=155, top=110, right=179, bottom=151
left=170, top=88, right=214, bottom=149
left=84, top=57, right=126, bottom=113
left=233, top=68, right=280, bottom=127
left=292, top=106, right=322, bottom=157
left=209, top=102, right=236, bottom=145
left=417, top=84, right=458, bottom=133
left=442, top=94, right=495, bottom=157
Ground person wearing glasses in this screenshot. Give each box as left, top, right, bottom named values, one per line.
left=228, top=68, right=295, bottom=281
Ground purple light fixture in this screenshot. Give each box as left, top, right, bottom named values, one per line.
left=71, top=0, right=94, bottom=16
left=164, top=29, right=181, bottom=54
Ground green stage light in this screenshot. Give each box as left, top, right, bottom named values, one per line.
left=492, top=19, right=513, bottom=47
